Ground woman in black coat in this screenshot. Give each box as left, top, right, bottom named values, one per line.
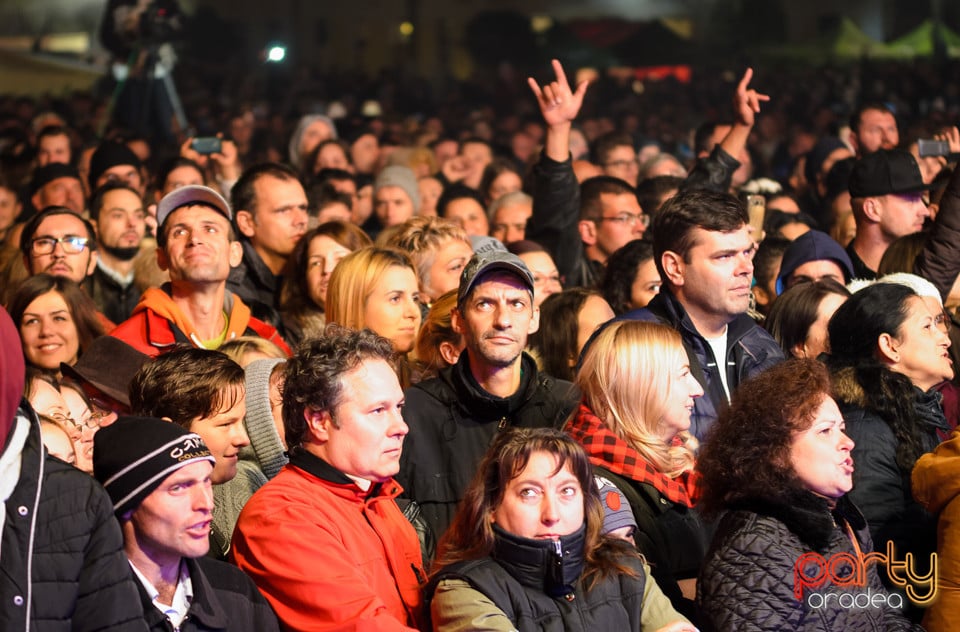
left=696, top=359, right=920, bottom=631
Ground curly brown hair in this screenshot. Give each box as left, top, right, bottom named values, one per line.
left=696, top=358, right=833, bottom=517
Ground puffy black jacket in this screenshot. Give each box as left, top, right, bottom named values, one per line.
left=0, top=404, right=147, bottom=632
left=618, top=287, right=784, bottom=441
left=398, top=352, right=578, bottom=541
left=137, top=556, right=279, bottom=631
left=832, top=368, right=945, bottom=582
left=697, top=491, right=920, bottom=632
left=427, top=526, right=649, bottom=632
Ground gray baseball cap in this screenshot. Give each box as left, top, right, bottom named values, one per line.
left=156, top=185, right=232, bottom=230
left=457, top=250, right=535, bottom=306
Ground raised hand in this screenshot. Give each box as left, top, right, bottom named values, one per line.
left=732, top=67, right=770, bottom=128
left=527, top=59, right=589, bottom=128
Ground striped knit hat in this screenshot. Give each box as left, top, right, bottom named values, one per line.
left=93, top=416, right=215, bottom=517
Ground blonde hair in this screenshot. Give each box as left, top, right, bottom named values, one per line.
left=576, top=320, right=696, bottom=477
left=326, top=246, right=417, bottom=332
left=219, top=335, right=289, bottom=367
left=384, top=216, right=470, bottom=299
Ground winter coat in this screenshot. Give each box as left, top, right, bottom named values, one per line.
left=832, top=367, right=944, bottom=575
left=110, top=284, right=290, bottom=357
left=912, top=430, right=960, bottom=631
left=232, top=449, right=424, bottom=631
left=137, top=556, right=278, bottom=631
left=697, top=491, right=920, bottom=631
left=1, top=404, right=147, bottom=632
left=398, top=352, right=578, bottom=540
left=427, top=525, right=685, bottom=632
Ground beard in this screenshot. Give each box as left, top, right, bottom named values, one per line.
left=101, top=244, right=140, bottom=261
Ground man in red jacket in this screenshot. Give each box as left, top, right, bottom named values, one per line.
left=232, top=325, right=424, bottom=631
left=110, top=184, right=289, bottom=356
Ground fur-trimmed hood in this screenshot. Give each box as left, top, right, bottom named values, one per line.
left=829, top=365, right=869, bottom=408
left=727, top=488, right=866, bottom=553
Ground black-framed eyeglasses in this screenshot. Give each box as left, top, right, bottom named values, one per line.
left=30, top=235, right=90, bottom=256
left=596, top=213, right=650, bottom=229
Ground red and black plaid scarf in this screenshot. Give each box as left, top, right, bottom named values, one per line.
left=565, top=403, right=701, bottom=508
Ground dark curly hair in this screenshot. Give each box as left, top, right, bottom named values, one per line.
left=282, top=324, right=395, bottom=449
left=697, top=358, right=834, bottom=518
left=598, top=239, right=655, bottom=315
left=826, top=282, right=928, bottom=472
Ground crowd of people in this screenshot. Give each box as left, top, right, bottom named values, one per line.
left=4, top=50, right=960, bottom=631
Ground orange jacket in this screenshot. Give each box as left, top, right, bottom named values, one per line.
left=232, top=450, right=424, bottom=632
left=109, top=286, right=290, bottom=357
left=913, top=430, right=960, bottom=632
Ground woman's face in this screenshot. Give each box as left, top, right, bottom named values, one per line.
left=519, top=251, right=562, bottom=308
left=363, top=265, right=422, bottom=353
left=41, top=421, right=76, bottom=466
left=629, top=258, right=661, bottom=310
left=658, top=354, right=705, bottom=441
left=794, top=292, right=847, bottom=359
left=418, top=177, right=443, bottom=217
left=790, top=395, right=854, bottom=499
left=492, top=451, right=584, bottom=541
left=488, top=170, right=522, bottom=202
left=425, top=239, right=473, bottom=303
left=20, top=290, right=80, bottom=371
left=61, top=384, right=95, bottom=473
left=306, top=235, right=352, bottom=307
left=299, top=120, right=334, bottom=158
left=886, top=296, right=954, bottom=391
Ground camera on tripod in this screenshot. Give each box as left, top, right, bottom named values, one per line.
left=137, top=0, right=184, bottom=47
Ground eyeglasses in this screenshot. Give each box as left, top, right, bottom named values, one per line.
left=603, top=159, right=639, bottom=170
left=935, top=312, right=952, bottom=334
left=596, top=212, right=650, bottom=229
left=30, top=235, right=90, bottom=256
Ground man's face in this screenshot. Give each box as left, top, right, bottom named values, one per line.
left=786, top=259, right=846, bottom=290
left=34, top=177, right=84, bottom=215
left=312, top=358, right=407, bottom=483
left=374, top=186, right=415, bottom=227
left=601, top=145, right=639, bottom=186
left=126, top=461, right=214, bottom=566
left=26, top=213, right=96, bottom=282
left=855, top=109, right=899, bottom=154
left=490, top=201, right=532, bottom=244
left=667, top=226, right=755, bottom=334
left=241, top=175, right=309, bottom=265
left=453, top=272, right=539, bottom=369
left=188, top=388, right=248, bottom=484
left=37, top=134, right=71, bottom=166
left=94, top=188, right=146, bottom=253
left=877, top=193, right=929, bottom=240
left=158, top=205, right=240, bottom=284
left=591, top=192, right=646, bottom=260
left=96, top=164, right=143, bottom=193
